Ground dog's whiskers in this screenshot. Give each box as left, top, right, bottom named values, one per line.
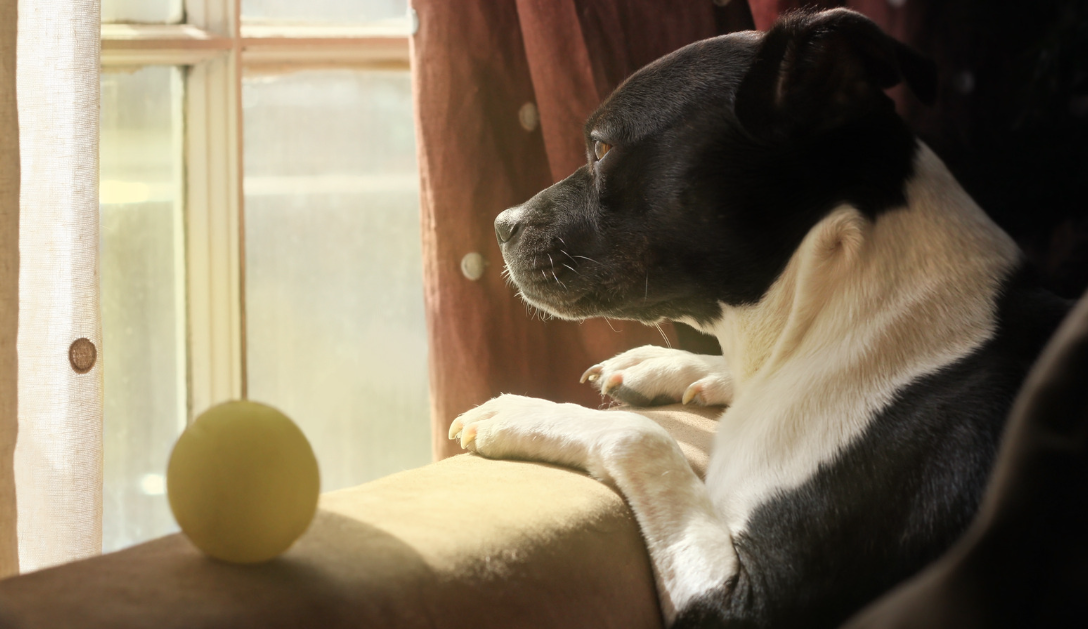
left=546, top=254, right=567, bottom=290
left=653, top=322, right=672, bottom=349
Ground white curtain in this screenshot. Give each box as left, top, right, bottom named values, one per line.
left=12, top=0, right=103, bottom=572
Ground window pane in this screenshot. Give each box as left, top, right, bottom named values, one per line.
left=242, top=0, right=408, bottom=26
left=100, top=66, right=187, bottom=552
left=243, top=69, right=430, bottom=493
left=102, top=0, right=183, bottom=24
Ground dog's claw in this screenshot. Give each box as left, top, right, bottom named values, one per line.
left=581, top=365, right=603, bottom=384
left=448, top=418, right=464, bottom=440
left=601, top=373, right=624, bottom=396
left=460, top=424, right=478, bottom=449
left=682, top=383, right=703, bottom=406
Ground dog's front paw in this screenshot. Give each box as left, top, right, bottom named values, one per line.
left=448, top=394, right=595, bottom=465
left=448, top=394, right=529, bottom=454
left=581, top=346, right=733, bottom=407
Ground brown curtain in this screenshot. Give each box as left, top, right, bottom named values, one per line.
left=410, top=0, right=754, bottom=459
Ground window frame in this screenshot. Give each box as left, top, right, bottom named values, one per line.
left=100, top=0, right=412, bottom=421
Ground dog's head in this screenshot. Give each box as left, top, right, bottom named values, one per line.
left=495, top=9, right=937, bottom=325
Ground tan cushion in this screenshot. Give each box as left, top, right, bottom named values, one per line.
left=0, top=404, right=720, bottom=629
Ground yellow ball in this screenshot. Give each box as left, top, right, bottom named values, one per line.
left=167, top=400, right=320, bottom=563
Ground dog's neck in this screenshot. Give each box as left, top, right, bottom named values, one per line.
left=690, top=142, right=1020, bottom=398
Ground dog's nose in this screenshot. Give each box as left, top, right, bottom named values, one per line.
left=495, top=211, right=522, bottom=245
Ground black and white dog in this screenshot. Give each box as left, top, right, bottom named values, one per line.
left=448, top=9, right=1070, bottom=628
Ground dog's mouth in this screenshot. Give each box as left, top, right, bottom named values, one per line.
left=500, top=238, right=668, bottom=322
left=502, top=247, right=595, bottom=317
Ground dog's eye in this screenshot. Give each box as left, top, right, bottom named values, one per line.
left=594, top=140, right=612, bottom=161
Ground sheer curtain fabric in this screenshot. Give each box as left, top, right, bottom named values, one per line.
left=13, top=0, right=103, bottom=573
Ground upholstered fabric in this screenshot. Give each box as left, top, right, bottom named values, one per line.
left=0, top=405, right=719, bottom=629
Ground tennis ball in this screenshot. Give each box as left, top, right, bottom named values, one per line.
left=167, top=400, right=320, bottom=564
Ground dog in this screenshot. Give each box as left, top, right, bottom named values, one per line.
left=447, top=9, right=1070, bottom=628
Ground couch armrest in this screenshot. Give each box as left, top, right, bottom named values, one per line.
left=0, top=405, right=719, bottom=629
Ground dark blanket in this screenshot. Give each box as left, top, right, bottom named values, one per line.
left=844, top=292, right=1088, bottom=627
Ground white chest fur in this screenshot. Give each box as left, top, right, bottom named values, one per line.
left=697, top=143, right=1020, bottom=533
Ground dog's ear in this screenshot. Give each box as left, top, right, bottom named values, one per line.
left=734, top=8, right=937, bottom=138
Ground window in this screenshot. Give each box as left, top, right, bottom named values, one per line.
left=99, top=0, right=430, bottom=553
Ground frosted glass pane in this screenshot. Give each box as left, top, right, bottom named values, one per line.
left=243, top=69, right=430, bottom=493
left=102, top=0, right=182, bottom=24
left=100, top=66, right=186, bottom=552
left=242, top=0, right=408, bottom=25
